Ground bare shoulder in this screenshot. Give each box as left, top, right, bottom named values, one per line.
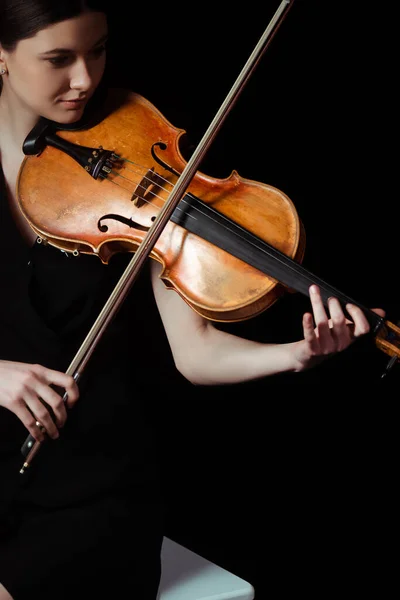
left=0, top=583, right=14, bottom=600
left=0, top=145, right=37, bottom=246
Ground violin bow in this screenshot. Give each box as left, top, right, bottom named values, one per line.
left=19, top=0, right=295, bottom=473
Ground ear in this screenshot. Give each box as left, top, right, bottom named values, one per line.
left=0, top=45, right=7, bottom=73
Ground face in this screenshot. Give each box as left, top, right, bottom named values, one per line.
left=0, top=11, right=108, bottom=124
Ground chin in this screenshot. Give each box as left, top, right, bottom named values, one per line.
left=61, top=116, right=84, bottom=126
left=41, top=102, right=86, bottom=125
left=57, top=110, right=86, bottom=124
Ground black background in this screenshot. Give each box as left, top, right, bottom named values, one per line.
left=107, top=1, right=398, bottom=597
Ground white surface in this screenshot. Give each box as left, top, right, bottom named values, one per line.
left=158, top=537, right=255, bottom=600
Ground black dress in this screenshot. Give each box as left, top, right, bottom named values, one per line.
left=0, top=160, right=166, bottom=599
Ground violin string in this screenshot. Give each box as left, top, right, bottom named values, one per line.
left=110, top=165, right=165, bottom=209
left=107, top=161, right=197, bottom=220
left=104, top=159, right=286, bottom=261
left=114, top=160, right=176, bottom=198
left=106, top=165, right=367, bottom=301
left=109, top=163, right=232, bottom=233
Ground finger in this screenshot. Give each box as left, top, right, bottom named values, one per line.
left=303, top=312, right=314, bottom=337
left=345, top=304, right=371, bottom=338
left=40, top=368, right=80, bottom=409
left=64, top=377, right=80, bottom=409
left=302, top=312, right=317, bottom=347
left=309, top=285, right=330, bottom=336
left=25, top=395, right=60, bottom=440
left=13, top=400, right=46, bottom=442
left=327, top=296, right=349, bottom=340
left=35, top=381, right=68, bottom=428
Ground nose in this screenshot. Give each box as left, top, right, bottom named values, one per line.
left=69, top=58, right=93, bottom=92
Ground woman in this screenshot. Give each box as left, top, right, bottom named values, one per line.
left=0, top=1, right=384, bottom=599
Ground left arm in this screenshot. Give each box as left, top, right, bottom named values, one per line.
left=150, top=261, right=384, bottom=385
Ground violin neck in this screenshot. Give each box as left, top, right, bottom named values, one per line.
left=172, top=193, right=383, bottom=333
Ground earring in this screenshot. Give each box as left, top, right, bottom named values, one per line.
left=0, top=68, right=7, bottom=75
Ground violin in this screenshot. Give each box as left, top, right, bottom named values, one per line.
left=16, top=0, right=400, bottom=473
left=19, top=87, right=305, bottom=321
left=17, top=86, right=400, bottom=354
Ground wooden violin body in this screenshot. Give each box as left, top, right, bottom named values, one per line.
left=16, top=87, right=400, bottom=365
left=17, top=88, right=305, bottom=322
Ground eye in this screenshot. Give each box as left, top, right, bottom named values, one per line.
left=91, top=44, right=107, bottom=58
left=47, top=55, right=71, bottom=67
left=46, top=45, right=106, bottom=68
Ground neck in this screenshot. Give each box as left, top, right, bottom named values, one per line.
left=0, top=87, right=40, bottom=157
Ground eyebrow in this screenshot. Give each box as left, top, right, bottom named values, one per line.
left=39, top=34, right=108, bottom=56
